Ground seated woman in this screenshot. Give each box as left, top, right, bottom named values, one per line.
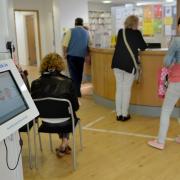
left=31, top=53, right=79, bottom=157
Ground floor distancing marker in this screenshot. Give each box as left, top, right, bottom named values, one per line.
left=83, top=127, right=174, bottom=141
left=83, top=110, right=174, bottom=142
left=83, top=116, right=105, bottom=128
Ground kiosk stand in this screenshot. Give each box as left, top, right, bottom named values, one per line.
left=0, top=132, right=23, bottom=180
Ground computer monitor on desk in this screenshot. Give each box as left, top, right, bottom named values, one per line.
left=0, top=59, right=39, bottom=141
left=147, top=43, right=161, bottom=49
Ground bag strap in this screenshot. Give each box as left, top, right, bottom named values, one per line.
left=122, top=29, right=138, bottom=70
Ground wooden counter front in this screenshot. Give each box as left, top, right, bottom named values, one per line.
left=90, top=47, right=180, bottom=107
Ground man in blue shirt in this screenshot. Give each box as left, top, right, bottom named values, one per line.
left=63, top=18, right=90, bottom=97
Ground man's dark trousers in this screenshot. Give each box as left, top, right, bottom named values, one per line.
left=67, top=55, right=85, bottom=97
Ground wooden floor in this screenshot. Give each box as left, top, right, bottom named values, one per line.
left=22, top=66, right=180, bottom=180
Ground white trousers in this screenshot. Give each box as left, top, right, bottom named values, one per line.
left=113, top=68, right=135, bottom=116
left=158, top=82, right=180, bottom=144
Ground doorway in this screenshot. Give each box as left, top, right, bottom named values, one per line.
left=14, top=10, right=41, bottom=66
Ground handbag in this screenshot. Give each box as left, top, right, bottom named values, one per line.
left=157, top=67, right=169, bottom=99
left=122, top=29, right=141, bottom=83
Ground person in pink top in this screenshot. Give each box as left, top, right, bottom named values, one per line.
left=148, top=17, right=180, bottom=150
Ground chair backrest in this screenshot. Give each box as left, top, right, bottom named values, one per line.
left=33, top=97, right=74, bottom=119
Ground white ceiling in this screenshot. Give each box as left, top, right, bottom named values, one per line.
left=88, top=0, right=174, bottom=5
left=88, top=0, right=139, bottom=4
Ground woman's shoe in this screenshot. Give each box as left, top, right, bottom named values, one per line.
left=116, top=115, right=123, bottom=121
left=122, top=114, right=131, bottom=121
left=56, top=148, right=65, bottom=157
left=56, top=145, right=71, bottom=156
left=148, top=139, right=164, bottom=150
left=65, top=145, right=71, bottom=154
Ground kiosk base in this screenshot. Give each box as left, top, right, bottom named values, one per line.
left=0, top=131, right=23, bottom=180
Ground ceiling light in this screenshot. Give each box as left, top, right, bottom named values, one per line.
left=165, top=0, right=174, bottom=2
left=125, top=4, right=133, bottom=8
left=102, top=0, right=112, bottom=4
left=136, top=1, right=162, bottom=6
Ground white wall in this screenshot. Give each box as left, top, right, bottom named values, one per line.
left=53, top=0, right=62, bottom=55
left=0, top=0, right=16, bottom=53
left=59, top=0, right=88, bottom=29
left=88, top=2, right=112, bottom=11
left=13, top=0, right=54, bottom=58
left=0, top=1, right=9, bottom=52
left=53, top=0, right=89, bottom=55
left=15, top=12, right=28, bottom=65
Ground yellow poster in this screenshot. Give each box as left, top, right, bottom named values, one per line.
left=143, top=19, right=154, bottom=36
left=143, top=6, right=154, bottom=36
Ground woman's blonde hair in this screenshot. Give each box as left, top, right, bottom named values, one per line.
left=124, top=15, right=139, bottom=29
left=40, top=53, right=65, bottom=74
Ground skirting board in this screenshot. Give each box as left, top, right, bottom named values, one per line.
left=93, top=94, right=180, bottom=118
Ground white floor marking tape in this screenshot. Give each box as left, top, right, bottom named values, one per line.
left=83, top=110, right=174, bottom=141
left=83, top=127, right=174, bottom=141
left=84, top=110, right=115, bottom=128
left=83, top=116, right=105, bottom=128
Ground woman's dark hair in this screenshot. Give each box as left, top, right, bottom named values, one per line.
left=178, top=17, right=180, bottom=26
left=75, top=18, right=83, bottom=26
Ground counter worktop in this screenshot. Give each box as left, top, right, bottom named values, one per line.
left=90, top=47, right=167, bottom=55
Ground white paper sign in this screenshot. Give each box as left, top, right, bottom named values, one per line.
left=165, top=25, right=172, bottom=36
left=165, top=6, right=172, bottom=17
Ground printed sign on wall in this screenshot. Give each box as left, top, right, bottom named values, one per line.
left=143, top=5, right=154, bottom=35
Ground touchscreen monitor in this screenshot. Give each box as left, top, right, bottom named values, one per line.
left=0, top=71, right=28, bottom=125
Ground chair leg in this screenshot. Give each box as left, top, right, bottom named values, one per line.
left=72, top=130, right=76, bottom=171
left=78, top=121, right=83, bottom=151
left=36, top=120, right=43, bottom=152
left=38, top=133, right=43, bottom=152
left=33, top=120, right=38, bottom=169
left=27, top=124, right=33, bottom=169
left=49, top=134, right=53, bottom=152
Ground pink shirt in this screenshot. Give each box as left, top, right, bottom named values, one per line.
left=169, top=64, right=180, bottom=83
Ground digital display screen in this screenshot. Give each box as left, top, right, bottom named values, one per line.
left=0, top=71, right=28, bottom=125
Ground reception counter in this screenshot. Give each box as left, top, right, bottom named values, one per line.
left=90, top=47, right=180, bottom=117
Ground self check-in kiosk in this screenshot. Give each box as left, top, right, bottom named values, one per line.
left=0, top=59, right=39, bottom=141
left=0, top=59, right=39, bottom=180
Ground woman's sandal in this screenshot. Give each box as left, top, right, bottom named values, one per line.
left=65, top=145, right=71, bottom=154
left=55, top=145, right=72, bottom=157
left=56, top=147, right=66, bottom=157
